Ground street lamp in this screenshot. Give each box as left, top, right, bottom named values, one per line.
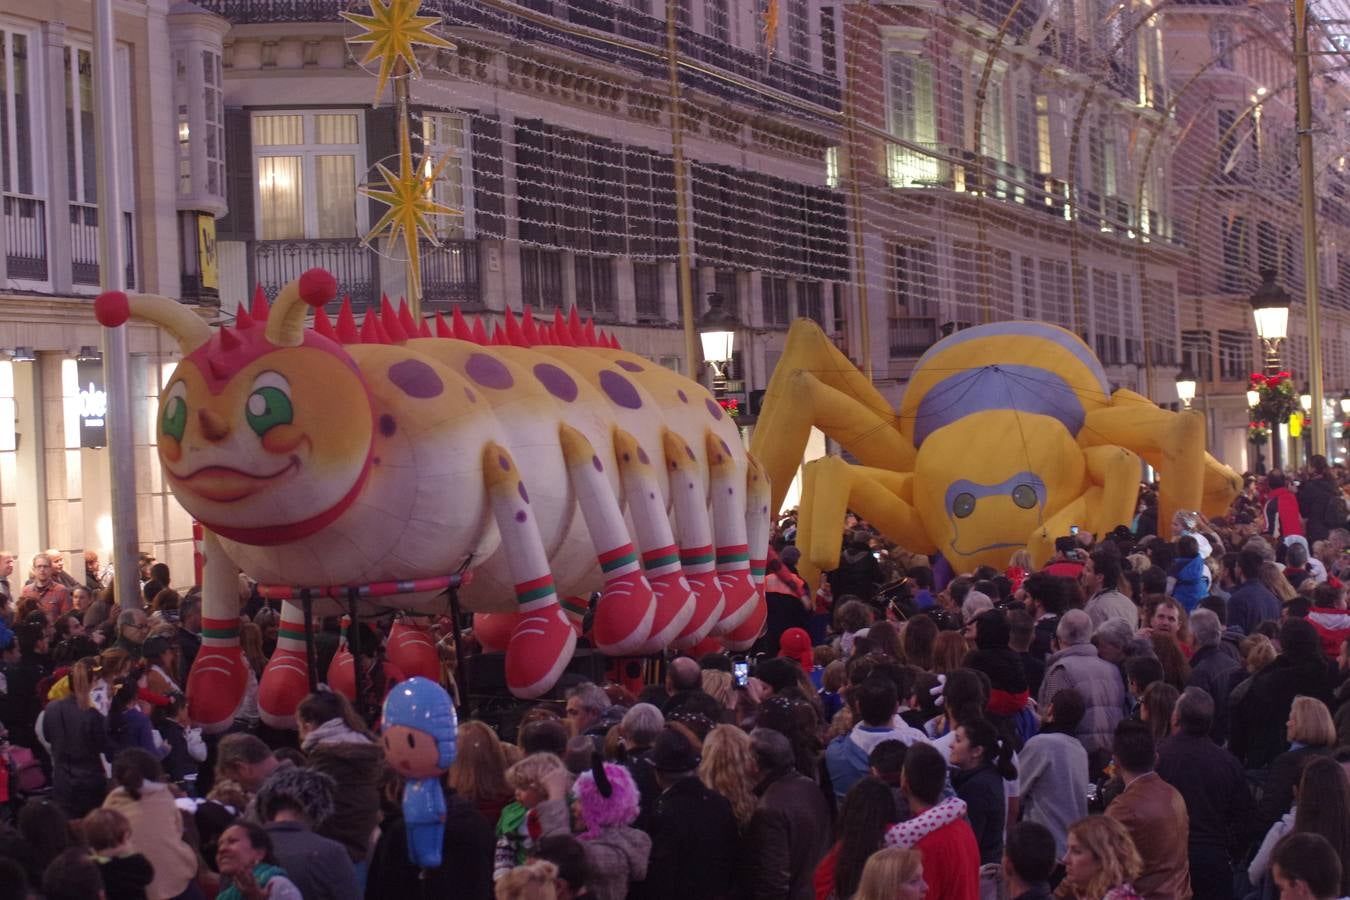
left=1301, top=383, right=1313, bottom=413
left=1247, top=387, right=1261, bottom=409
left=1250, top=269, right=1292, bottom=373
left=697, top=291, right=738, bottom=391
left=1175, top=368, right=1197, bottom=409
left=1340, top=390, right=1350, bottom=417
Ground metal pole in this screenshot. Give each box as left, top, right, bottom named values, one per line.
left=665, top=0, right=699, bottom=377
left=93, top=0, right=139, bottom=609
left=394, top=64, right=420, bottom=321
left=1295, top=0, right=1326, bottom=458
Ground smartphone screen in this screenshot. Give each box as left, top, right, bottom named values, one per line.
left=733, top=661, right=749, bottom=687
left=1070, top=524, right=1079, bottom=535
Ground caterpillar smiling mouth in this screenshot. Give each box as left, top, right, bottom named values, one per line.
left=172, top=456, right=301, bottom=502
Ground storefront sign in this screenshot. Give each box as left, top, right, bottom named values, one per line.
left=78, top=359, right=107, bottom=449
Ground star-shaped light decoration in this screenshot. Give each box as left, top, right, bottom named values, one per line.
left=359, top=116, right=459, bottom=302
left=341, top=0, right=454, bottom=103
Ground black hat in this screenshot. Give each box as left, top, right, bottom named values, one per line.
left=650, top=727, right=700, bottom=773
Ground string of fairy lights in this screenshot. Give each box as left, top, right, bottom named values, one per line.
left=332, top=0, right=1350, bottom=396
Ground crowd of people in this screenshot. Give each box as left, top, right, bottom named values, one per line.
left=2, top=456, right=1350, bottom=899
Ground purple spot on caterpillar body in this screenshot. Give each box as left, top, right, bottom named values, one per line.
left=465, top=353, right=514, bottom=390
left=534, top=363, right=578, bottom=402
left=616, top=359, right=644, bottom=372
left=705, top=398, right=723, bottom=420
left=599, top=370, right=642, bottom=409
left=379, top=414, right=396, bottom=436
left=592, top=456, right=603, bottom=471
left=518, top=482, right=529, bottom=503
left=498, top=455, right=510, bottom=471
left=388, top=359, right=443, bottom=399
left=637, top=447, right=650, bottom=465
left=515, top=510, right=527, bottom=523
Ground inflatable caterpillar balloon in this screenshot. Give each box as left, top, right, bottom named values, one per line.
left=96, top=269, right=769, bottom=730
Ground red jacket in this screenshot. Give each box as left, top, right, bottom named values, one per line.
left=915, top=819, right=981, bottom=900
left=1263, top=487, right=1304, bottom=539
left=1308, top=609, right=1350, bottom=658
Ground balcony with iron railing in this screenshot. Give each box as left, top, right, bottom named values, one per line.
left=4, top=194, right=47, bottom=282
left=69, top=205, right=138, bottom=290
left=421, top=238, right=482, bottom=306
left=196, top=0, right=841, bottom=112
left=888, top=316, right=939, bottom=358
left=253, top=237, right=378, bottom=307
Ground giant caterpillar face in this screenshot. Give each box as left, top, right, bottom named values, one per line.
left=160, top=334, right=374, bottom=545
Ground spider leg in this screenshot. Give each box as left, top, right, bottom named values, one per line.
left=796, top=456, right=933, bottom=588
left=1026, top=446, right=1141, bottom=565
left=752, top=320, right=914, bottom=516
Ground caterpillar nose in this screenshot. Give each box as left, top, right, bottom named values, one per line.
left=198, top=409, right=231, bottom=442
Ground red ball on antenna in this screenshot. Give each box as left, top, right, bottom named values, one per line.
left=95, top=291, right=130, bottom=327
left=298, top=269, right=338, bottom=308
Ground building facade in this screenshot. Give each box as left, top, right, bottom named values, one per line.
left=0, top=0, right=224, bottom=580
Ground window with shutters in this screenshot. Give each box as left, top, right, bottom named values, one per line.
left=1218, top=330, right=1253, bottom=382
left=891, top=241, right=936, bottom=318
left=252, top=110, right=365, bottom=241
left=1144, top=279, right=1179, bottom=366
left=715, top=269, right=742, bottom=317
left=421, top=113, right=473, bottom=238
left=797, top=280, right=825, bottom=326
left=764, top=276, right=791, bottom=326
left=1221, top=214, right=1249, bottom=293
left=1182, top=330, right=1214, bottom=382
left=1, top=27, right=37, bottom=198
left=1091, top=269, right=1121, bottom=363
left=1212, top=25, right=1233, bottom=70
left=704, top=0, right=729, bottom=43
left=1039, top=258, right=1072, bottom=329
left=1019, top=256, right=1037, bottom=319
left=633, top=262, right=663, bottom=319
left=821, top=8, right=837, bottom=78
left=1035, top=95, right=1053, bottom=174
left=522, top=246, right=564, bottom=307
left=979, top=75, right=1006, bottom=163
left=575, top=255, right=616, bottom=317
left=787, top=0, right=810, bottom=66
left=886, top=52, right=939, bottom=187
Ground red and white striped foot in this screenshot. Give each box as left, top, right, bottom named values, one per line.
left=258, top=644, right=313, bottom=729
left=720, top=593, right=767, bottom=651
left=187, top=645, right=247, bottom=733
left=671, top=572, right=724, bottom=649
left=711, top=570, right=759, bottom=635
left=506, top=604, right=577, bottom=699
left=592, top=572, right=657, bottom=656
left=637, top=572, right=696, bottom=654
left=387, top=620, right=440, bottom=682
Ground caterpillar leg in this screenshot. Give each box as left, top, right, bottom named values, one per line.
left=662, top=430, right=724, bottom=649
left=258, top=601, right=316, bottom=729
left=561, top=425, right=656, bottom=656
left=186, top=529, right=248, bottom=733
left=387, top=617, right=442, bottom=683
left=721, top=453, right=773, bottom=651
left=706, top=433, right=758, bottom=635
left=613, top=429, right=695, bottom=654
left=485, top=442, right=577, bottom=699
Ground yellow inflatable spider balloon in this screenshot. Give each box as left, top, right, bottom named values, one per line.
left=751, top=320, right=1241, bottom=584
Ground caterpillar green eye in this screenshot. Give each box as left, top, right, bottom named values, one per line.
left=953, top=492, right=976, bottom=518
left=1012, top=484, right=1038, bottom=509
left=161, top=395, right=187, bottom=442
left=246, top=386, right=293, bottom=436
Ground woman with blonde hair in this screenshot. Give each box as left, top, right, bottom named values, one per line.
left=495, top=859, right=559, bottom=900
left=234, top=621, right=265, bottom=730
left=1255, top=695, right=1339, bottom=836
left=449, top=720, right=514, bottom=825
left=1056, top=816, right=1143, bottom=899
left=701, top=669, right=735, bottom=714
left=853, top=846, right=927, bottom=900
left=1259, top=561, right=1299, bottom=604
left=697, top=724, right=758, bottom=830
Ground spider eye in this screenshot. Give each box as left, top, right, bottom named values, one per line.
left=1011, top=484, right=1038, bottom=509
left=953, top=492, right=976, bottom=518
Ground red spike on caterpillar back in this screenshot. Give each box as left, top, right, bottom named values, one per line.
left=398, top=298, right=419, bottom=337
left=451, top=306, right=473, bottom=341
left=503, top=308, right=527, bottom=347
left=554, top=310, right=575, bottom=346
left=361, top=308, right=390, bottom=344
left=379, top=296, right=409, bottom=343
left=312, top=309, right=337, bottom=341
left=490, top=324, right=507, bottom=346
left=567, top=307, right=584, bottom=344
left=417, top=317, right=432, bottom=338
left=235, top=302, right=254, bottom=330
left=251, top=284, right=270, bottom=322
left=583, top=318, right=597, bottom=346
left=435, top=311, right=454, bottom=339
left=335, top=297, right=360, bottom=344
left=470, top=316, right=488, bottom=345
left=521, top=308, right=540, bottom=344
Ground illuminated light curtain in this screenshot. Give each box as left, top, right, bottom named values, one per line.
left=257, top=156, right=303, bottom=240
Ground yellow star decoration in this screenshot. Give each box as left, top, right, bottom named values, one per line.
left=341, top=0, right=454, bottom=103
left=359, top=117, right=459, bottom=302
